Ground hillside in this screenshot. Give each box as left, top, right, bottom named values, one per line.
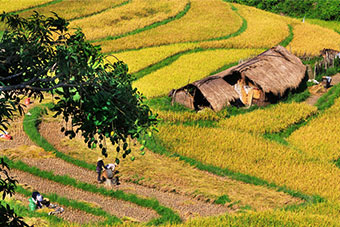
left=1, top=0, right=340, bottom=226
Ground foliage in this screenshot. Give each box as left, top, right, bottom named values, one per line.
left=226, top=0, right=340, bottom=21
left=0, top=158, right=29, bottom=226
left=0, top=12, right=157, bottom=160
left=23, top=105, right=95, bottom=170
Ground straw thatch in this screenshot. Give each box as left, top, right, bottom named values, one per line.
left=170, top=76, right=239, bottom=111
left=218, top=45, right=307, bottom=96
left=170, top=45, right=306, bottom=111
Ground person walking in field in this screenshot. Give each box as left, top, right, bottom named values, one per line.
left=96, top=157, right=105, bottom=183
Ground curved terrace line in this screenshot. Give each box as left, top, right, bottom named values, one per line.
left=103, top=2, right=246, bottom=54
left=69, top=0, right=131, bottom=22
left=4, top=156, right=181, bottom=225
left=91, top=1, right=191, bottom=43
left=21, top=105, right=181, bottom=225
left=141, top=134, right=323, bottom=205
left=264, top=82, right=340, bottom=145
left=10, top=0, right=64, bottom=14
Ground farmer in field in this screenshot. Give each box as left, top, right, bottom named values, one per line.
left=96, top=157, right=105, bottom=183
left=29, top=191, right=43, bottom=211
left=103, top=162, right=120, bottom=185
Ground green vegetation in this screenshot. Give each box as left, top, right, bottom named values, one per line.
left=316, top=83, right=340, bottom=111
left=226, top=0, right=340, bottom=21
left=23, top=105, right=95, bottom=171
left=214, top=195, right=232, bottom=205
left=279, top=24, right=293, bottom=47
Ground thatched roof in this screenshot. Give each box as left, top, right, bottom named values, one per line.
left=170, top=76, right=239, bottom=111
left=192, top=76, right=240, bottom=111
left=170, top=45, right=306, bottom=110
left=216, top=45, right=307, bottom=96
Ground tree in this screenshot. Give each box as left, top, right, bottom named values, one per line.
left=0, top=12, right=157, bottom=225
left=0, top=12, right=157, bottom=158
left=0, top=158, right=29, bottom=226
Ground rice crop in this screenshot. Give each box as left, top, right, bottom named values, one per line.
left=288, top=22, right=340, bottom=56
left=157, top=123, right=340, bottom=201
left=156, top=107, right=220, bottom=123
left=0, top=0, right=52, bottom=13
left=19, top=0, right=127, bottom=21
left=133, top=48, right=263, bottom=98
left=306, top=19, right=340, bottom=34
left=169, top=201, right=340, bottom=227
left=199, top=3, right=290, bottom=49
left=96, top=0, right=242, bottom=52
left=70, top=0, right=188, bottom=41
left=107, top=43, right=199, bottom=73
left=219, top=102, right=317, bottom=134
left=288, top=97, right=340, bottom=162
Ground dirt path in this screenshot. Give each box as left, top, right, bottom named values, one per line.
left=10, top=169, right=159, bottom=222
left=12, top=192, right=105, bottom=224
left=305, top=73, right=340, bottom=105
left=21, top=157, right=230, bottom=220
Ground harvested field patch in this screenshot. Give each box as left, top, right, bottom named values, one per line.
left=9, top=169, right=159, bottom=222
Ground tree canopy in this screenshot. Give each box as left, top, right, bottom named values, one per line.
left=0, top=12, right=157, bottom=160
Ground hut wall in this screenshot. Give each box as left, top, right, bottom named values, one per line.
left=173, top=90, right=194, bottom=110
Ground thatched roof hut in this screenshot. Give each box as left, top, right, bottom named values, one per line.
left=170, top=76, right=239, bottom=111
left=170, top=45, right=307, bottom=111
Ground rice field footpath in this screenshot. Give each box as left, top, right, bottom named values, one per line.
left=96, top=0, right=242, bottom=52
left=18, top=0, right=129, bottom=21
left=70, top=0, right=189, bottom=41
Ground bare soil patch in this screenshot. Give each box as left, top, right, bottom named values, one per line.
left=10, top=169, right=159, bottom=222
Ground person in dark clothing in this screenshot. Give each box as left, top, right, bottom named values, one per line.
left=31, top=191, right=43, bottom=209
left=96, top=157, right=105, bottom=183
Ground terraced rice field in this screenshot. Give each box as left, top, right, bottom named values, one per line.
left=2, top=0, right=340, bottom=226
